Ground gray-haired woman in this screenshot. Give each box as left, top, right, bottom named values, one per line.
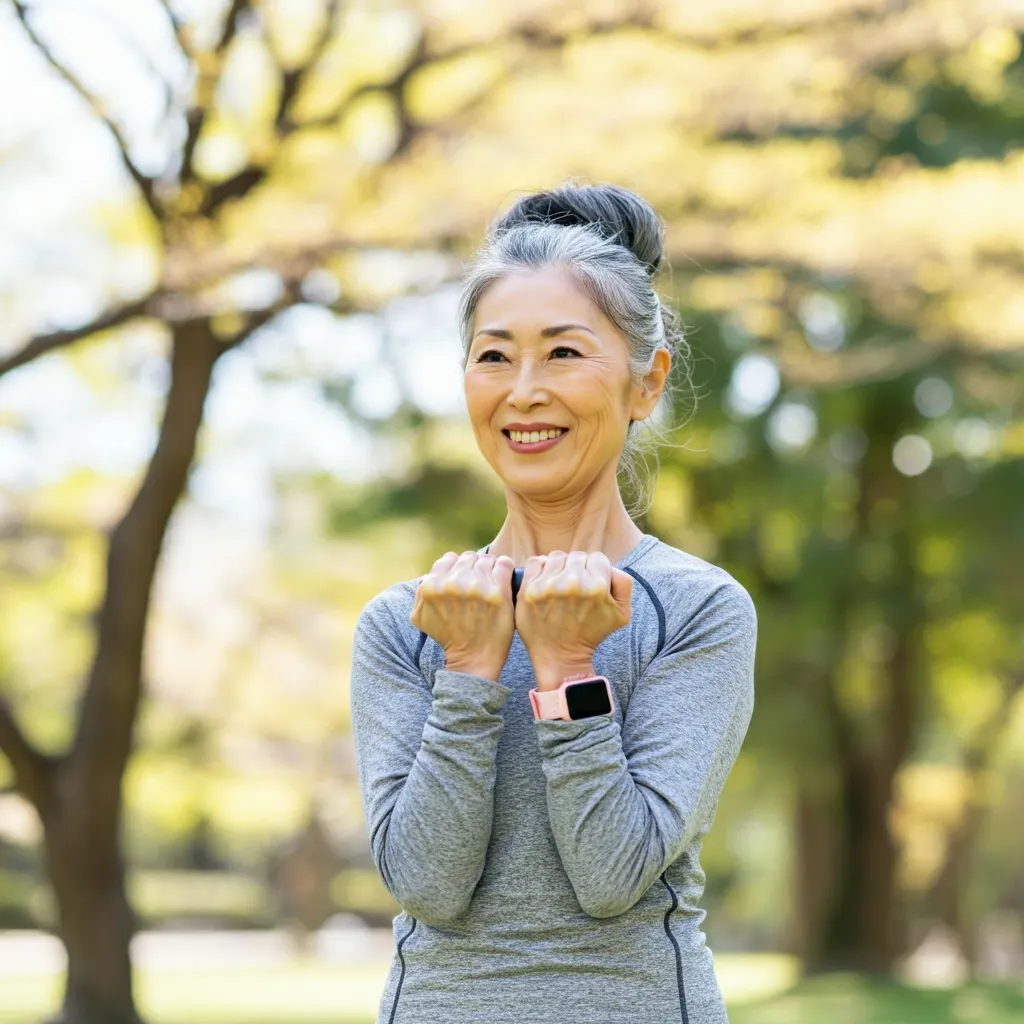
left=350, top=181, right=757, bottom=1023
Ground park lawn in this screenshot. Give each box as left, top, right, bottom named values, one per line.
left=1, top=956, right=1022, bottom=1023
left=728, top=972, right=1024, bottom=1024
left=0, top=962, right=388, bottom=1024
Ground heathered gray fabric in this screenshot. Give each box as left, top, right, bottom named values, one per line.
left=349, top=532, right=757, bottom=1023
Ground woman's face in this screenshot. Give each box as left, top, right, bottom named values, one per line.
left=464, top=264, right=657, bottom=497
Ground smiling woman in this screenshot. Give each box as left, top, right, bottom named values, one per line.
left=458, top=181, right=695, bottom=564
left=350, top=180, right=758, bottom=1024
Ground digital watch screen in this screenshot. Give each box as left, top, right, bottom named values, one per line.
left=565, top=679, right=613, bottom=719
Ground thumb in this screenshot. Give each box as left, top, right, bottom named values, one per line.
left=609, top=567, right=633, bottom=611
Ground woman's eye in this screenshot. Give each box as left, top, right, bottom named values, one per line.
left=476, top=347, right=580, bottom=362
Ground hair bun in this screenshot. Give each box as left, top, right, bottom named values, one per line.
left=492, top=181, right=664, bottom=277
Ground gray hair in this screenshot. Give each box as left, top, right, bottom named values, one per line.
left=457, top=215, right=695, bottom=520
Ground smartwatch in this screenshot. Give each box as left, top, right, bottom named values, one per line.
left=529, top=673, right=615, bottom=721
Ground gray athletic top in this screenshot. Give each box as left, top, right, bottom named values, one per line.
left=349, top=532, right=757, bottom=1023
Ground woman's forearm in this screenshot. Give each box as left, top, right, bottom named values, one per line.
left=350, top=600, right=511, bottom=927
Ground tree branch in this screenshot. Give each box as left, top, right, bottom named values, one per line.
left=164, top=232, right=368, bottom=293
left=12, top=1, right=162, bottom=223
left=219, top=292, right=298, bottom=353
left=266, top=0, right=340, bottom=133
left=777, top=337, right=940, bottom=390
left=201, top=8, right=745, bottom=216
left=294, top=0, right=917, bottom=147
left=0, top=694, right=51, bottom=812
left=155, top=0, right=191, bottom=62
left=179, top=0, right=250, bottom=186
left=216, top=271, right=349, bottom=353
left=198, top=0, right=341, bottom=216
left=0, top=293, right=159, bottom=381
left=88, top=3, right=177, bottom=124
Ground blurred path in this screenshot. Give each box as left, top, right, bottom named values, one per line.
left=0, top=923, right=395, bottom=975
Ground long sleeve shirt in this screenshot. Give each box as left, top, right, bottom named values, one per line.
left=349, top=532, right=756, bottom=1024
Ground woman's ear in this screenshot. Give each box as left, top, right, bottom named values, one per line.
left=630, top=349, right=670, bottom=421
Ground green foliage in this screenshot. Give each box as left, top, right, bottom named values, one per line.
left=328, top=463, right=507, bottom=554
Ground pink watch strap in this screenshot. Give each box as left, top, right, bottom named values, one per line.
left=529, top=674, right=613, bottom=720
left=529, top=687, right=566, bottom=719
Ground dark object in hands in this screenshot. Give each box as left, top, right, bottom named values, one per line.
left=511, top=568, right=525, bottom=606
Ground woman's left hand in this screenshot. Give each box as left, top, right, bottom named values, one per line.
left=515, top=550, right=633, bottom=687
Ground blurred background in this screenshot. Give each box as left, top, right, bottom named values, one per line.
left=0, top=0, right=1022, bottom=1022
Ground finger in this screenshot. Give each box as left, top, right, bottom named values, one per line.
left=529, top=550, right=565, bottom=600
left=521, top=553, right=549, bottom=588
left=422, top=551, right=458, bottom=595
left=447, top=550, right=482, bottom=594
left=557, top=550, right=589, bottom=596
left=472, top=554, right=503, bottom=603
left=490, top=555, right=515, bottom=585
left=584, top=551, right=612, bottom=597
left=430, top=551, right=460, bottom=573
left=490, top=556, right=515, bottom=604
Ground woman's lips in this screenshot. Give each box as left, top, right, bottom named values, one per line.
left=503, top=429, right=568, bottom=454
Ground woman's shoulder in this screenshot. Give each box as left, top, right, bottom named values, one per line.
left=359, top=577, right=419, bottom=618
left=354, top=578, right=423, bottom=657
left=637, top=535, right=757, bottom=632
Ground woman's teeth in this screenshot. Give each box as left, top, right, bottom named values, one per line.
left=507, top=428, right=566, bottom=443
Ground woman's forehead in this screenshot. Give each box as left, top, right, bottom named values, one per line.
left=473, top=266, right=605, bottom=332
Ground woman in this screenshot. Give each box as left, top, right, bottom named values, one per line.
left=349, top=181, right=757, bottom=1023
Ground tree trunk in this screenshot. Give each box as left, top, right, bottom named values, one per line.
left=790, top=783, right=839, bottom=960
left=812, top=747, right=903, bottom=972
left=38, top=323, right=220, bottom=1024
left=804, top=395, right=919, bottom=974
left=42, top=808, right=141, bottom=1024
left=926, top=666, right=1024, bottom=974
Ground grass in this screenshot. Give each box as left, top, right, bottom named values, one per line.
left=729, top=972, right=1024, bottom=1024
left=0, top=955, right=1021, bottom=1023
left=0, top=963, right=386, bottom=1024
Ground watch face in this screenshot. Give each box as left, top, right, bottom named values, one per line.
left=565, top=679, right=612, bottom=719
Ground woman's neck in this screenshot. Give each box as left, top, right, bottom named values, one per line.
left=486, top=515, right=645, bottom=567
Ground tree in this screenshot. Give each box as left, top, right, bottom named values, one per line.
left=657, top=280, right=1023, bottom=972
left=0, top=1, right=548, bottom=1019
left=3, top=3, right=1024, bottom=1020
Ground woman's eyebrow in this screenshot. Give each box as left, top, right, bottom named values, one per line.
left=473, top=323, right=597, bottom=340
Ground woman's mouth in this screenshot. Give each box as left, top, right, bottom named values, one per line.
left=502, top=428, right=569, bottom=453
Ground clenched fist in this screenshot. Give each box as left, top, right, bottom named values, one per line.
left=515, top=550, right=633, bottom=688
left=410, top=551, right=516, bottom=682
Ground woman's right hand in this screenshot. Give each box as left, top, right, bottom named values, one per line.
left=409, top=551, right=516, bottom=681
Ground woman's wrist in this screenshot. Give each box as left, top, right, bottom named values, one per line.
left=443, top=660, right=505, bottom=683
left=534, top=662, right=597, bottom=692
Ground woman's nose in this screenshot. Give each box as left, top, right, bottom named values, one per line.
left=507, top=363, right=549, bottom=403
